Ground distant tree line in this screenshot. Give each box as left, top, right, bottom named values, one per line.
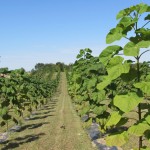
left=31, top=62, right=73, bottom=82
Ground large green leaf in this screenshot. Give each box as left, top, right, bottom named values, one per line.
left=107, top=56, right=124, bottom=68
left=119, top=17, right=137, bottom=27
left=124, top=42, right=140, bottom=56
left=128, top=123, right=150, bottom=136
left=113, top=92, right=143, bottom=113
left=106, top=27, right=123, bottom=44
left=105, top=111, right=122, bottom=128
left=107, top=62, right=130, bottom=80
left=106, top=131, right=129, bottom=147
left=134, top=82, right=150, bottom=96
left=97, top=62, right=130, bottom=90
left=136, top=40, right=150, bottom=48
left=138, top=3, right=149, bottom=14
left=99, top=45, right=122, bottom=65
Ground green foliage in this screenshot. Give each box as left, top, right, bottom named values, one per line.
left=128, top=123, right=150, bottom=136
left=68, top=2, right=150, bottom=149
left=99, top=45, right=122, bottom=65
left=105, top=111, right=122, bottom=129
left=134, top=82, right=150, bottom=96
left=0, top=66, right=60, bottom=130
left=106, top=131, right=129, bottom=147
left=113, top=93, right=143, bottom=113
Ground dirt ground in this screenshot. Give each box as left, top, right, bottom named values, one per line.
left=0, top=73, right=95, bottom=150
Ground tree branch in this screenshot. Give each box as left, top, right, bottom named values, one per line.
left=141, top=21, right=150, bottom=28
left=139, top=49, right=150, bottom=59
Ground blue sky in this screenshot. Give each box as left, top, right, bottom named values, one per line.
left=0, top=0, right=149, bottom=71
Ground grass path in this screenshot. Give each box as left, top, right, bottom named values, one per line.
left=0, top=73, right=95, bottom=150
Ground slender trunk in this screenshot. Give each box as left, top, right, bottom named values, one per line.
left=137, top=57, right=142, bottom=149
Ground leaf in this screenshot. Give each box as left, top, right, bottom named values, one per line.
left=135, top=28, right=150, bottom=40
left=134, top=82, right=150, bottom=96
left=91, top=90, right=106, bottom=103
left=124, top=42, right=140, bottom=56
left=106, top=131, right=128, bottom=147
left=107, top=62, right=130, bottom=80
left=93, top=105, right=107, bottom=115
left=105, top=111, right=122, bottom=128
left=147, top=6, right=150, bottom=12
left=138, top=3, right=149, bottom=14
left=121, top=67, right=137, bottom=82
left=116, top=10, right=126, bottom=19
left=145, top=74, right=150, bottom=81
left=145, top=130, right=150, bottom=143
left=145, top=115, right=150, bottom=125
left=145, top=14, right=150, bottom=20
left=0, top=107, right=8, bottom=116
left=79, top=106, right=90, bottom=116
left=87, top=78, right=97, bottom=90
left=128, top=123, right=150, bottom=136
left=106, top=27, right=123, bottom=44
left=97, top=77, right=111, bottom=90
left=119, top=17, right=135, bottom=27
left=99, top=45, right=122, bottom=65
left=107, top=56, right=124, bottom=68
left=76, top=49, right=85, bottom=58
left=113, top=93, right=143, bottom=113
left=136, top=40, right=150, bottom=48
left=85, top=48, right=92, bottom=53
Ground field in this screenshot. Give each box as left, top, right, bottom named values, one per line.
left=0, top=2, right=150, bottom=150
left=0, top=73, right=95, bottom=150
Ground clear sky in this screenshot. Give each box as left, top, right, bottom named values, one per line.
left=0, top=0, right=149, bottom=71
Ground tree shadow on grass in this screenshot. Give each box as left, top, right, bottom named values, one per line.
left=1, top=133, right=45, bottom=150
left=18, top=122, right=49, bottom=132
left=40, top=106, right=56, bottom=111
left=29, top=114, right=54, bottom=121
left=40, top=102, right=57, bottom=110
left=34, top=110, right=53, bottom=115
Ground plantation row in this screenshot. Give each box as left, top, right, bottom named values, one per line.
left=67, top=3, right=150, bottom=150
left=0, top=66, right=60, bottom=132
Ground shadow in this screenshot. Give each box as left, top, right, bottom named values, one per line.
left=29, top=114, right=54, bottom=120
left=1, top=133, right=45, bottom=150
left=49, top=104, right=57, bottom=109
left=40, top=106, right=56, bottom=111
left=106, top=126, right=128, bottom=134
left=49, top=102, right=57, bottom=105
left=34, top=110, right=53, bottom=115
left=18, top=122, right=49, bottom=132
